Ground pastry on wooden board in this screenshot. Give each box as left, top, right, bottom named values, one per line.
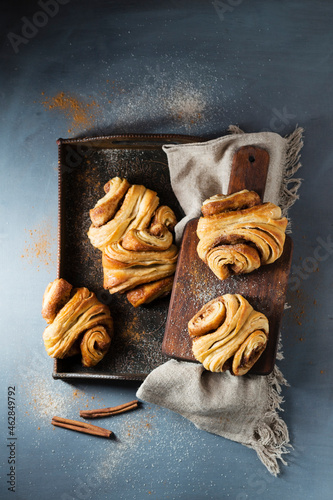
left=188, top=294, right=269, bottom=376
left=87, top=177, right=178, bottom=305
left=197, top=190, right=287, bottom=281
left=42, top=279, right=113, bottom=367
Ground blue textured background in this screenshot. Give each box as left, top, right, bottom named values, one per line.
left=1, top=1, right=332, bottom=499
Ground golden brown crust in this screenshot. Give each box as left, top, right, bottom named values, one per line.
left=126, top=276, right=174, bottom=307
left=88, top=184, right=150, bottom=250
left=206, top=244, right=261, bottom=280
left=151, top=205, right=177, bottom=232
left=102, top=242, right=178, bottom=293
left=122, top=227, right=173, bottom=252
left=88, top=184, right=160, bottom=250
left=189, top=294, right=269, bottom=375
left=80, top=326, right=112, bottom=367
left=104, top=241, right=178, bottom=264
left=197, top=202, right=284, bottom=238
left=188, top=297, right=226, bottom=337
left=201, top=190, right=261, bottom=217
left=232, top=330, right=268, bottom=376
left=127, top=187, right=160, bottom=231
left=90, top=177, right=130, bottom=227
left=42, top=283, right=113, bottom=367
left=41, top=279, right=73, bottom=324
left=197, top=191, right=287, bottom=280
left=87, top=177, right=178, bottom=304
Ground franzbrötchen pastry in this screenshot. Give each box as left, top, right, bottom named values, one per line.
left=197, top=190, right=287, bottom=280
left=42, top=279, right=113, bottom=367
left=87, top=177, right=178, bottom=305
left=188, top=294, right=269, bottom=375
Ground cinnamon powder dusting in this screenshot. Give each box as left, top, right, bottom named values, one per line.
left=21, top=219, right=57, bottom=271
left=121, top=312, right=146, bottom=343
left=41, top=91, right=100, bottom=133
left=22, top=366, right=96, bottom=422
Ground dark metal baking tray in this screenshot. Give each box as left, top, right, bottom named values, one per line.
left=54, top=133, right=203, bottom=381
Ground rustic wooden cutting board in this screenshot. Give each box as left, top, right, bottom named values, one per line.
left=162, top=145, right=293, bottom=375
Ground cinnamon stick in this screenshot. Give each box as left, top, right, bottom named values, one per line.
left=80, top=399, right=139, bottom=419
left=51, top=416, right=113, bottom=438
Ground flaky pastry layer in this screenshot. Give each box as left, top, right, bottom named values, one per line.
left=189, top=294, right=269, bottom=375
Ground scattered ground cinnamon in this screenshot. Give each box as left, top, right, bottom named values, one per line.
left=121, top=310, right=146, bottom=343
left=41, top=91, right=100, bottom=133
left=21, top=220, right=56, bottom=271
left=126, top=414, right=155, bottom=439
left=287, top=288, right=307, bottom=329
left=164, top=84, right=206, bottom=129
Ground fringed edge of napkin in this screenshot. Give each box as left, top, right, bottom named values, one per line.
left=227, top=126, right=302, bottom=474
left=279, top=126, right=304, bottom=228
left=151, top=125, right=302, bottom=476
left=228, top=124, right=304, bottom=232
left=250, top=345, right=291, bottom=476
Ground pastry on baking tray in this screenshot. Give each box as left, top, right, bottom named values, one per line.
left=197, top=190, right=287, bottom=281
left=188, top=294, right=269, bottom=376
left=102, top=242, right=178, bottom=294
left=126, top=276, right=174, bottom=307
left=87, top=177, right=178, bottom=305
left=42, top=278, right=73, bottom=324
left=42, top=279, right=113, bottom=367
left=122, top=226, right=173, bottom=252
left=88, top=183, right=159, bottom=250
left=150, top=205, right=177, bottom=233
left=89, top=177, right=130, bottom=227
left=80, top=325, right=112, bottom=368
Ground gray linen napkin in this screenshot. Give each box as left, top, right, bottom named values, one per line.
left=137, top=126, right=304, bottom=476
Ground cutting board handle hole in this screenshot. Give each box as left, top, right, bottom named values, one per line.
left=248, top=155, right=255, bottom=163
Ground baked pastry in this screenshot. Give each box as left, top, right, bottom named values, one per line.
left=90, top=177, right=130, bottom=227
left=126, top=276, right=174, bottom=307
left=88, top=184, right=159, bottom=251
left=150, top=205, right=177, bottom=232
left=102, top=242, right=178, bottom=294
left=122, top=226, right=173, bottom=252
left=80, top=326, right=111, bottom=367
left=188, top=294, right=269, bottom=375
left=197, top=190, right=287, bottom=280
left=87, top=177, right=178, bottom=305
left=42, top=278, right=72, bottom=324
left=42, top=279, right=113, bottom=367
